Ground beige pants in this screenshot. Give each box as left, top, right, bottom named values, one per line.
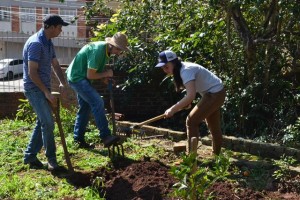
left=186, top=88, right=226, bottom=155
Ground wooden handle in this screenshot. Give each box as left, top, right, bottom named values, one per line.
left=137, top=114, right=165, bottom=126
left=51, top=91, right=60, bottom=97
left=51, top=91, right=74, bottom=172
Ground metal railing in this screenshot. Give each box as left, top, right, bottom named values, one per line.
left=0, top=74, right=24, bottom=92
left=0, top=31, right=89, bottom=92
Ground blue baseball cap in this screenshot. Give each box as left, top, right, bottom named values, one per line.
left=155, top=50, right=177, bottom=67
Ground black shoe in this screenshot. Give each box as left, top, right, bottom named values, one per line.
left=47, top=160, right=59, bottom=171
left=25, top=159, right=45, bottom=169
left=74, top=140, right=95, bottom=149
left=102, top=135, right=120, bottom=147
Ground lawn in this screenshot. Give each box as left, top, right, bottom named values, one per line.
left=1, top=117, right=300, bottom=200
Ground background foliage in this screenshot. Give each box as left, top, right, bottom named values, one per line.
left=83, top=0, right=299, bottom=146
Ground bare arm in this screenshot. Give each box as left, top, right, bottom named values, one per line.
left=87, top=68, right=113, bottom=80
left=52, top=58, right=66, bottom=86
left=51, top=58, right=70, bottom=99
left=165, top=80, right=196, bottom=118
left=28, top=60, right=56, bottom=105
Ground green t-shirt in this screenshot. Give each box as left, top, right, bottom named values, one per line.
left=66, top=41, right=109, bottom=82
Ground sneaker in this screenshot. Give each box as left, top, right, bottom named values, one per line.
left=74, top=140, right=95, bottom=149
left=47, top=160, right=60, bottom=171
left=25, top=159, right=45, bottom=169
left=102, top=135, right=120, bottom=147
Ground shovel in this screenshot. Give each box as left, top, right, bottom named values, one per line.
left=51, top=92, right=74, bottom=172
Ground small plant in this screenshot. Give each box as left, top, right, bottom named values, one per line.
left=59, top=105, right=77, bottom=135
left=273, top=155, right=296, bottom=182
left=16, top=98, right=76, bottom=137
left=212, top=151, right=231, bottom=180
left=282, top=117, right=300, bottom=148
left=15, top=99, right=36, bottom=123
left=170, top=152, right=231, bottom=199
left=87, top=176, right=106, bottom=199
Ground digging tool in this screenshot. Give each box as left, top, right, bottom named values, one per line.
left=131, top=104, right=192, bottom=129
left=129, top=113, right=166, bottom=138
left=129, top=105, right=192, bottom=137
left=51, top=92, right=74, bottom=172
left=131, top=113, right=166, bottom=129
left=108, top=78, right=116, bottom=135
left=107, top=78, right=124, bottom=157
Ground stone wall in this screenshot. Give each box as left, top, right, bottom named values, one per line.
left=117, top=121, right=300, bottom=161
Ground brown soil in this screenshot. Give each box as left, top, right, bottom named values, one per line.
left=60, top=141, right=300, bottom=200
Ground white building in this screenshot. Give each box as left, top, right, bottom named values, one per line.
left=0, top=0, right=117, bottom=64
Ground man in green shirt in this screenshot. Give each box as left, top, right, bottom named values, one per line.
left=66, top=32, right=129, bottom=148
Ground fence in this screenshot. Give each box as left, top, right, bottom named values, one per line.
left=1, top=65, right=173, bottom=123
left=0, top=31, right=81, bottom=118
left=0, top=30, right=178, bottom=131
left=0, top=30, right=88, bottom=93
left=0, top=32, right=174, bottom=122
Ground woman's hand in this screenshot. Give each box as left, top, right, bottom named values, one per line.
left=164, top=103, right=192, bottom=118
left=164, top=107, right=176, bottom=118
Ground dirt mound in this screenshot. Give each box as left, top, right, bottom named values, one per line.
left=63, top=160, right=300, bottom=200
left=104, top=161, right=176, bottom=200
left=64, top=160, right=176, bottom=200
left=207, top=181, right=264, bottom=199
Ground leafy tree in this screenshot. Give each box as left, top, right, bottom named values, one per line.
left=82, top=0, right=300, bottom=143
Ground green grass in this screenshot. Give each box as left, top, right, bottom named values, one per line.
left=1, top=115, right=299, bottom=199
left=0, top=118, right=168, bottom=199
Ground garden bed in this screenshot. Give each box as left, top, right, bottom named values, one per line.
left=58, top=136, right=300, bottom=200
left=1, top=119, right=300, bottom=199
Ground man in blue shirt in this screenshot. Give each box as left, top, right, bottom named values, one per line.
left=23, top=14, right=69, bottom=170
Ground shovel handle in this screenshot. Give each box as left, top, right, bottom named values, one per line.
left=137, top=114, right=166, bottom=126
left=51, top=92, right=74, bottom=172
left=108, top=78, right=117, bottom=135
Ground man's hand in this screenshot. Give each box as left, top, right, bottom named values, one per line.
left=103, top=78, right=116, bottom=85
left=105, top=69, right=113, bottom=78
left=87, top=68, right=114, bottom=80
left=45, top=92, right=57, bottom=108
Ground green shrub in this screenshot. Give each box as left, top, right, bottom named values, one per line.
left=170, top=152, right=231, bottom=199
left=15, top=99, right=36, bottom=124
left=282, top=117, right=300, bottom=148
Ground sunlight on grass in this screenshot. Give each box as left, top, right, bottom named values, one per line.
left=122, top=138, right=166, bottom=161
left=0, top=118, right=112, bottom=199
left=75, top=153, right=110, bottom=170
left=1, top=116, right=291, bottom=199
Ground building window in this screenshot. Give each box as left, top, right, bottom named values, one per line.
left=0, top=7, right=10, bottom=22
left=60, top=9, right=76, bottom=26
left=43, top=7, right=49, bottom=15
left=21, top=7, right=35, bottom=23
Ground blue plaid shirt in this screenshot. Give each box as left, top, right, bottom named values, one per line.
left=23, top=28, right=56, bottom=90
